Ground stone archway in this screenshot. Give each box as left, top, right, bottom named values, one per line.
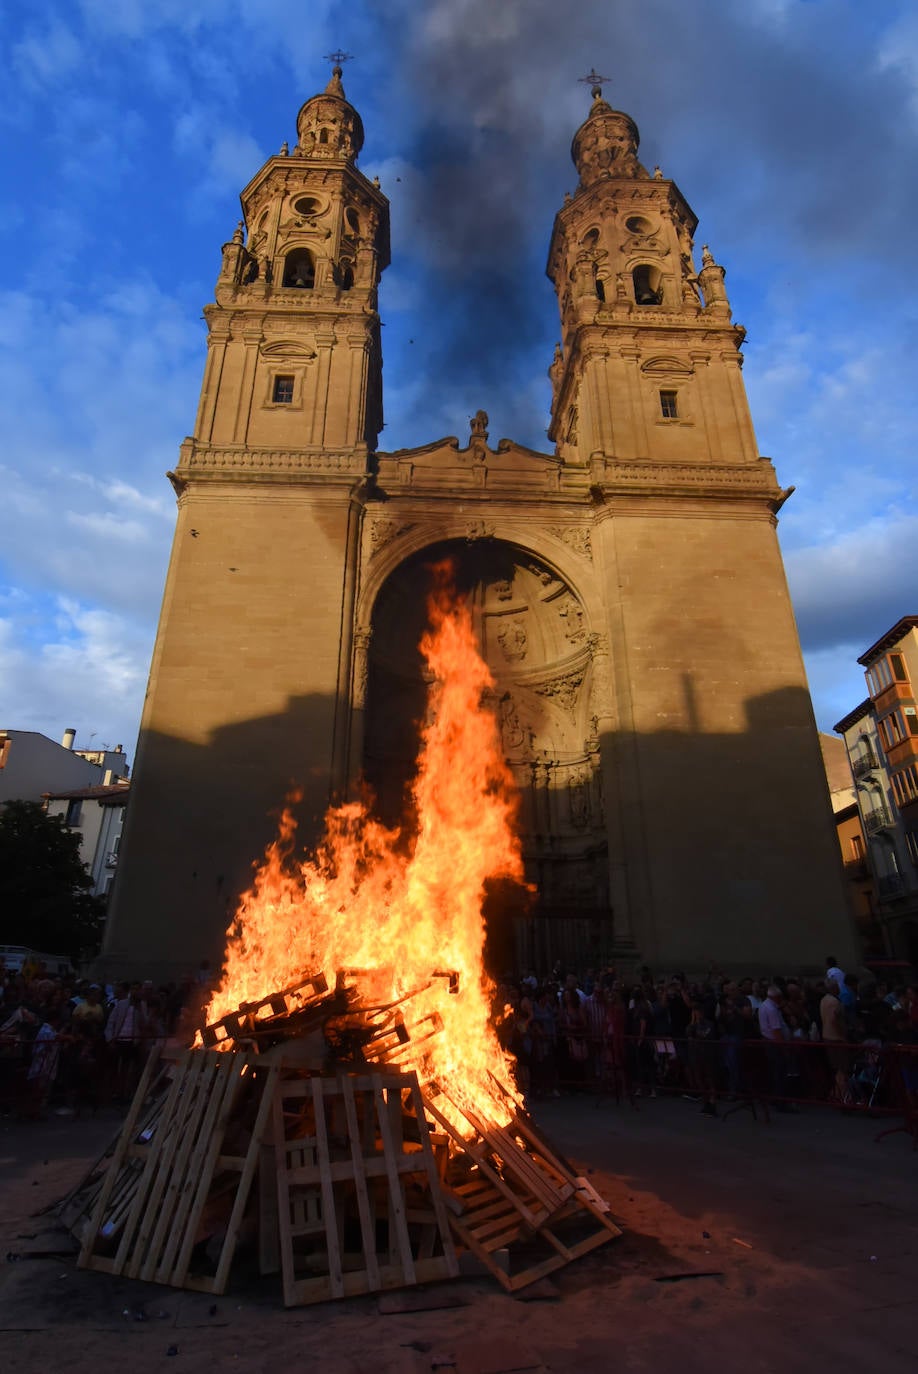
left=362, top=540, right=612, bottom=971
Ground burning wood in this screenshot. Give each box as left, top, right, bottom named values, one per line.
left=69, top=571, right=620, bottom=1302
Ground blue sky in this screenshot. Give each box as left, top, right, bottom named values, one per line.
left=2, top=0, right=917, bottom=760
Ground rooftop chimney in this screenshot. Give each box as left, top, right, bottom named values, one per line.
left=62, top=728, right=76, bottom=750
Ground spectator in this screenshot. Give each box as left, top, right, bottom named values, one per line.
left=820, top=979, right=849, bottom=1102
left=558, top=987, right=589, bottom=1087
left=686, top=1000, right=719, bottom=1116
left=825, top=955, right=846, bottom=990
left=759, top=985, right=797, bottom=1112
left=718, top=980, right=753, bottom=1098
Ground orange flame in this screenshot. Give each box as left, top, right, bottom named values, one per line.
left=204, top=561, right=524, bottom=1119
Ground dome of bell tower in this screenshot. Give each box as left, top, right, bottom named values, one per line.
left=571, top=89, right=641, bottom=187
left=296, top=64, right=365, bottom=163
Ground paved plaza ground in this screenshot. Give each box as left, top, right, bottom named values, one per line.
left=1, top=1091, right=915, bottom=1373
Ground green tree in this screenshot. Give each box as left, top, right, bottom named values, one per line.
left=0, top=800, right=105, bottom=962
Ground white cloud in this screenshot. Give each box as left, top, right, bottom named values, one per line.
left=0, top=599, right=153, bottom=757
left=174, top=105, right=265, bottom=201
left=0, top=278, right=195, bottom=623
left=13, top=19, right=83, bottom=89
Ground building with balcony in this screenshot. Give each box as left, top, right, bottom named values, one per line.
left=835, top=616, right=918, bottom=963
left=819, top=732, right=878, bottom=955
left=43, top=781, right=130, bottom=900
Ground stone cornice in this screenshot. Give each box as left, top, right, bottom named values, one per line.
left=171, top=439, right=369, bottom=488
left=589, top=455, right=792, bottom=509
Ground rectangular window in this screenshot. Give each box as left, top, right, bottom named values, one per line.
left=660, top=390, right=678, bottom=419
left=65, top=799, right=82, bottom=827
left=907, top=832, right=918, bottom=866
left=891, top=653, right=909, bottom=683
left=850, top=834, right=864, bottom=860
left=272, top=375, right=294, bottom=404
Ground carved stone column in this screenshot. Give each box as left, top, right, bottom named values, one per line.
left=343, top=625, right=371, bottom=797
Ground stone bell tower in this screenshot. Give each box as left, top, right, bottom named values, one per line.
left=100, top=65, right=390, bottom=977
left=546, top=86, right=747, bottom=469
left=103, top=73, right=857, bottom=981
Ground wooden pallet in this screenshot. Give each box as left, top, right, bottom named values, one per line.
left=52, top=1050, right=173, bottom=1241
left=422, top=1082, right=621, bottom=1292
left=269, top=1069, right=458, bottom=1305
left=78, top=1049, right=278, bottom=1294
left=201, top=973, right=330, bottom=1047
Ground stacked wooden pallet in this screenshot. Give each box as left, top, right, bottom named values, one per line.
left=70, top=973, right=620, bottom=1304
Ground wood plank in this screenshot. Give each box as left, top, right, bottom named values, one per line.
left=201, top=1061, right=281, bottom=1295
left=311, top=1075, right=344, bottom=1300
left=406, top=1076, right=458, bottom=1277
left=341, top=1076, right=381, bottom=1291
left=121, top=1051, right=210, bottom=1276
left=374, top=1081, right=415, bottom=1286
left=165, top=1053, right=249, bottom=1286
left=258, top=1125, right=280, bottom=1276
left=131, top=1050, right=219, bottom=1280
left=421, top=1094, right=538, bottom=1232
left=273, top=1079, right=298, bottom=1307
left=77, top=1046, right=163, bottom=1269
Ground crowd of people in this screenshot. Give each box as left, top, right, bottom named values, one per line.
left=497, top=956, right=918, bottom=1117
left=3, top=952, right=918, bottom=1123
left=0, top=960, right=212, bottom=1118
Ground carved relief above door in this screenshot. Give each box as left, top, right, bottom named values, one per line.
left=361, top=540, right=607, bottom=916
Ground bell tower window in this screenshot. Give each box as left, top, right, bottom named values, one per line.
left=660, top=390, right=678, bottom=419
left=595, top=273, right=606, bottom=303
left=272, top=375, right=294, bottom=404
left=633, top=264, right=663, bottom=305
left=283, top=248, right=315, bottom=289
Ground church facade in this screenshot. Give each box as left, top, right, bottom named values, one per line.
left=101, top=68, right=857, bottom=979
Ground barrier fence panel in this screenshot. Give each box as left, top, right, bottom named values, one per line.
left=541, top=1029, right=918, bottom=1140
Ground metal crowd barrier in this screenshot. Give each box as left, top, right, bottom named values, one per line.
left=533, top=1029, right=918, bottom=1144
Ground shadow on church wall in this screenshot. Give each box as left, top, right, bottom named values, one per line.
left=102, top=670, right=855, bottom=983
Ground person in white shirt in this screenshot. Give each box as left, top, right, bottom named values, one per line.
left=759, top=986, right=797, bottom=1113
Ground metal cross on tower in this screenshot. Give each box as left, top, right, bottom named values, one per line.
left=324, top=49, right=355, bottom=71
left=578, top=69, right=611, bottom=99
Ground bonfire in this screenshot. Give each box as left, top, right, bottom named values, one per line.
left=68, top=563, right=619, bottom=1305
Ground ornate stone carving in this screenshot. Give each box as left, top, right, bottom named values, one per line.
left=556, top=593, right=587, bottom=644
left=493, top=579, right=513, bottom=601
left=496, top=619, right=528, bottom=663
left=369, top=517, right=413, bottom=553
left=352, top=628, right=371, bottom=709
left=590, top=458, right=780, bottom=495
left=499, top=692, right=531, bottom=756
left=465, top=519, right=495, bottom=541
left=259, top=340, right=316, bottom=361
left=587, top=635, right=614, bottom=717
left=547, top=525, right=592, bottom=559
left=533, top=667, right=586, bottom=720
left=178, top=442, right=365, bottom=477
left=568, top=773, right=590, bottom=829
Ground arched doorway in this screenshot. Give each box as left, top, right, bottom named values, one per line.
left=362, top=540, right=612, bottom=973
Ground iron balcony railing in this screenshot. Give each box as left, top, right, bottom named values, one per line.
left=852, top=751, right=879, bottom=779
left=864, top=807, right=894, bottom=835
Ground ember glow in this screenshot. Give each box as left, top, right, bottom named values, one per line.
left=203, top=562, right=525, bottom=1118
